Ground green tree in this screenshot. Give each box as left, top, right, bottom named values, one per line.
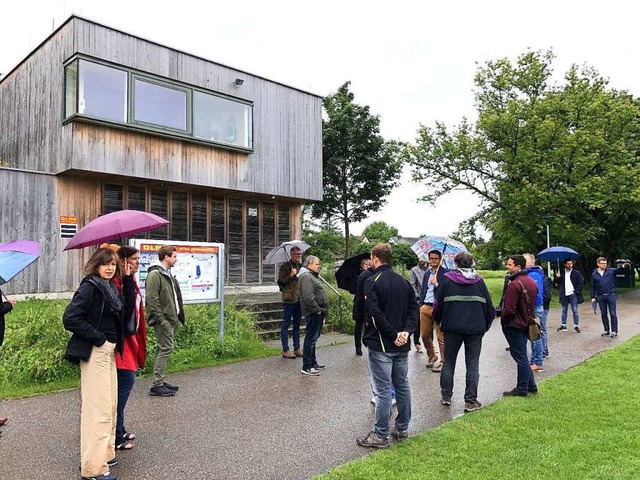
left=362, top=221, right=399, bottom=244
left=391, top=242, right=418, bottom=272
left=311, top=81, right=403, bottom=257
left=407, top=50, right=640, bottom=269
left=302, top=225, right=344, bottom=265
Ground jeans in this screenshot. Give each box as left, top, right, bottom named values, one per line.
left=302, top=312, right=324, bottom=370
left=116, top=369, right=136, bottom=445
left=281, top=301, right=302, bottom=352
left=597, top=294, right=618, bottom=333
left=502, top=325, right=537, bottom=394
left=530, top=306, right=544, bottom=366
left=440, top=332, right=483, bottom=403
left=368, top=349, right=411, bottom=437
left=541, top=308, right=549, bottom=356
left=560, top=293, right=580, bottom=326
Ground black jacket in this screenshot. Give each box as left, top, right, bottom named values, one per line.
left=62, top=276, right=127, bottom=365
left=0, top=293, right=13, bottom=347
left=554, top=268, right=584, bottom=305
left=418, top=267, right=449, bottom=305
left=433, top=270, right=495, bottom=335
left=353, top=268, right=374, bottom=323
left=362, top=265, right=419, bottom=353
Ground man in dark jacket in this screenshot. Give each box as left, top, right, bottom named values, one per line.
left=0, top=290, right=15, bottom=427
left=418, top=249, right=448, bottom=372
left=146, top=245, right=185, bottom=397
left=353, top=257, right=373, bottom=356
left=433, top=252, right=494, bottom=412
left=501, top=255, right=538, bottom=397
left=277, top=247, right=303, bottom=358
left=590, top=257, right=625, bottom=337
left=356, top=243, right=419, bottom=449
left=554, top=259, right=584, bottom=333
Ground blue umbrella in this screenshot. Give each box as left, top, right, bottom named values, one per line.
left=411, top=236, right=468, bottom=269
left=0, top=240, right=40, bottom=285
left=537, top=246, right=579, bottom=263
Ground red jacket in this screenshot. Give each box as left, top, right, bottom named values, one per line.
left=501, top=270, right=537, bottom=331
left=113, top=276, right=147, bottom=371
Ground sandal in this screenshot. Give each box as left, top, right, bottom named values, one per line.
left=116, top=441, right=134, bottom=450
left=123, top=432, right=136, bottom=441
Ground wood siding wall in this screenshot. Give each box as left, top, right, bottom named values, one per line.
left=0, top=16, right=322, bottom=201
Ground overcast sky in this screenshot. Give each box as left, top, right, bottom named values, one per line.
left=2, top=1, right=639, bottom=238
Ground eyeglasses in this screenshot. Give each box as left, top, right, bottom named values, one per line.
left=428, top=257, right=440, bottom=261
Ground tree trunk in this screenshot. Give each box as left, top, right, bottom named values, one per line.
left=344, top=220, right=351, bottom=258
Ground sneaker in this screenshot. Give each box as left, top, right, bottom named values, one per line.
left=391, top=397, right=397, bottom=407
left=503, top=388, right=528, bottom=397
left=391, top=427, right=408, bottom=440
left=464, top=401, right=482, bottom=412
left=601, top=332, right=610, bottom=337
left=149, top=385, right=176, bottom=397
left=293, top=348, right=304, bottom=357
left=574, top=325, right=581, bottom=333
left=431, top=363, right=443, bottom=373
left=301, top=368, right=321, bottom=376
left=441, top=398, right=451, bottom=406
left=426, top=357, right=438, bottom=368
left=557, top=325, right=567, bottom=331
left=106, top=458, right=118, bottom=467
left=313, top=363, right=326, bottom=370
left=282, top=351, right=296, bottom=359
left=611, top=332, right=618, bottom=338
left=81, top=473, right=117, bottom=480
left=356, top=431, right=389, bottom=449
left=370, top=396, right=376, bottom=405
left=163, top=382, right=179, bottom=391
left=530, top=364, right=544, bottom=372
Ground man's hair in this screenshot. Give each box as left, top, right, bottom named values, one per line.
left=117, top=245, right=139, bottom=260
left=523, top=253, right=535, bottom=264
left=158, top=245, right=177, bottom=261
left=84, top=248, right=121, bottom=277
left=290, top=246, right=302, bottom=254
left=454, top=251, right=474, bottom=269
left=428, top=249, right=442, bottom=259
left=360, top=257, right=370, bottom=268
left=304, top=255, right=320, bottom=267
left=371, top=243, right=392, bottom=264
left=597, top=256, right=607, bottom=263
left=563, top=259, right=573, bottom=266
left=509, top=254, right=527, bottom=270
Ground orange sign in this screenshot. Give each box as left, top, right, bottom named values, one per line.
left=60, top=215, right=78, bottom=224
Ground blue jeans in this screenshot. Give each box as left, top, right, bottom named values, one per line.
left=116, top=369, right=136, bottom=445
left=302, top=312, right=324, bottom=370
left=502, top=325, right=537, bottom=394
left=530, top=306, right=544, bottom=366
left=440, top=332, right=483, bottom=403
left=541, top=308, right=549, bottom=356
left=281, top=301, right=301, bottom=352
left=561, top=294, right=580, bottom=326
left=597, top=294, right=618, bottom=333
left=368, top=349, right=411, bottom=437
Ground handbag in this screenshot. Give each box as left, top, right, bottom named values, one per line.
left=124, top=309, right=138, bottom=336
left=516, top=280, right=541, bottom=341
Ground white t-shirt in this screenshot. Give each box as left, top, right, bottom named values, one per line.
left=564, top=270, right=575, bottom=296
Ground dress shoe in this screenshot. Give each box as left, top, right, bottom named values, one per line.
left=0, top=417, right=7, bottom=426
left=163, top=382, right=179, bottom=391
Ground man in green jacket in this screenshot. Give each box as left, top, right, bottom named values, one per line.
left=146, top=245, right=185, bottom=397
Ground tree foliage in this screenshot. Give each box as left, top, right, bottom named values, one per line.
left=362, top=221, right=399, bottom=244
left=407, top=50, right=640, bottom=269
left=311, top=81, right=403, bottom=257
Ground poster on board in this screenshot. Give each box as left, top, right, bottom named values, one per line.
left=130, top=239, right=224, bottom=304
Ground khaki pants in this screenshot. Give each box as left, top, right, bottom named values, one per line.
left=420, top=304, right=445, bottom=364
left=152, top=320, right=178, bottom=387
left=80, top=341, right=117, bottom=477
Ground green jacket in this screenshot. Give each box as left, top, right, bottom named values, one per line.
left=145, top=263, right=185, bottom=326
left=298, top=267, right=330, bottom=318
left=277, top=260, right=302, bottom=303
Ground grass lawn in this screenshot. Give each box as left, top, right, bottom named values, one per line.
left=317, top=335, right=640, bottom=480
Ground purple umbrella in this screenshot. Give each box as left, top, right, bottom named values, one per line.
left=0, top=240, right=40, bottom=285
left=63, top=210, right=169, bottom=251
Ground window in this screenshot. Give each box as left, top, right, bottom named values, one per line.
left=192, top=193, right=208, bottom=242
left=171, top=192, right=189, bottom=240
left=127, top=186, right=146, bottom=211
left=149, top=189, right=168, bottom=239
left=64, top=57, right=253, bottom=151
left=133, top=78, right=188, bottom=131
left=262, top=203, right=275, bottom=281
left=103, top=184, right=124, bottom=214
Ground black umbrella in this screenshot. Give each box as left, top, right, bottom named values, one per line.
left=335, top=252, right=371, bottom=294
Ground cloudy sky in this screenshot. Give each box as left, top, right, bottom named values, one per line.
left=2, top=0, right=639, bottom=237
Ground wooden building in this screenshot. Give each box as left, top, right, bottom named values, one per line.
left=0, top=15, right=322, bottom=294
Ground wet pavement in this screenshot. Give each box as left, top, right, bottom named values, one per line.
left=1, top=290, right=639, bottom=479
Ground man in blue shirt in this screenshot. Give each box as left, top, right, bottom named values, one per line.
left=590, top=257, right=625, bottom=338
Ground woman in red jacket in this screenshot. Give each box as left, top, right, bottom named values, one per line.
left=114, top=246, right=147, bottom=451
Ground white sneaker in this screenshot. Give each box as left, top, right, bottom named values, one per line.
left=301, top=368, right=321, bottom=376
left=370, top=397, right=376, bottom=405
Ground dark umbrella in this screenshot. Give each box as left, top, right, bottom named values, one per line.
left=63, top=210, right=169, bottom=250
left=537, top=246, right=580, bottom=272
left=335, top=252, right=370, bottom=295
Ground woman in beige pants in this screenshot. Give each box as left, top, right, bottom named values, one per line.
left=63, top=248, right=126, bottom=480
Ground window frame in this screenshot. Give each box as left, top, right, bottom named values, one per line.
left=63, top=55, right=254, bottom=153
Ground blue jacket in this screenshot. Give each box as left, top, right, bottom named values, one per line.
left=590, top=267, right=617, bottom=297
left=526, top=265, right=544, bottom=307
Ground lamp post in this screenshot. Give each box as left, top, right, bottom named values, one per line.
left=542, top=214, right=554, bottom=277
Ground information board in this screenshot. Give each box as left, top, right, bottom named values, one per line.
left=130, top=239, right=224, bottom=304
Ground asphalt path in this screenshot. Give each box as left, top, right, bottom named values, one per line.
left=1, top=290, right=639, bottom=479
